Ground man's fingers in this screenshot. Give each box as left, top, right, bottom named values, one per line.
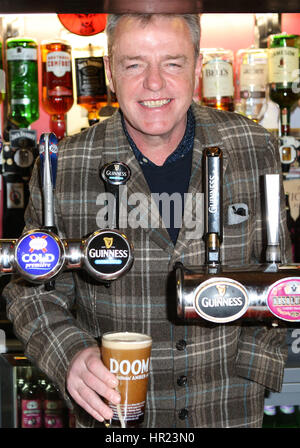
left=66, top=347, right=121, bottom=423
left=80, top=368, right=121, bottom=404
left=85, top=354, right=118, bottom=389
left=70, top=382, right=114, bottom=422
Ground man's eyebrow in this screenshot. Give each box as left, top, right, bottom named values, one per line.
left=118, top=55, right=188, bottom=63
left=164, top=55, right=188, bottom=61
left=119, top=56, right=145, bottom=63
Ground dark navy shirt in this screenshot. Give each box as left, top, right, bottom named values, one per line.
left=122, top=108, right=195, bottom=244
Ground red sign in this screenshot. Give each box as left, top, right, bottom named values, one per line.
left=58, top=14, right=107, bottom=36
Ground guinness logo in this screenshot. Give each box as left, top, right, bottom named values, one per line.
left=100, top=161, right=131, bottom=186
left=104, top=237, right=113, bottom=249
left=194, top=277, right=248, bottom=323
left=84, top=229, right=133, bottom=281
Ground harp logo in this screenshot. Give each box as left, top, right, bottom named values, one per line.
left=104, top=237, right=113, bottom=249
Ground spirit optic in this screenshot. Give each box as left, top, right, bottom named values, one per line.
left=6, top=37, right=39, bottom=128
left=201, top=48, right=234, bottom=112
left=41, top=40, right=74, bottom=139
left=236, top=47, right=268, bottom=122
left=268, top=33, right=300, bottom=136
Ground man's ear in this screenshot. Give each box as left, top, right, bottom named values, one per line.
left=193, top=53, right=202, bottom=96
left=103, top=56, right=115, bottom=93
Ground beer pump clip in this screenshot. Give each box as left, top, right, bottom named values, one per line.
left=175, top=147, right=300, bottom=325
left=100, top=161, right=131, bottom=230
left=12, top=133, right=65, bottom=287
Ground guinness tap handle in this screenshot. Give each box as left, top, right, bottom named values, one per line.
left=204, top=147, right=223, bottom=266
left=264, top=174, right=281, bottom=268
left=100, top=162, right=131, bottom=230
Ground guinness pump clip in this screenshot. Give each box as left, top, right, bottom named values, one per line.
left=175, top=147, right=300, bottom=325
left=96, top=162, right=133, bottom=286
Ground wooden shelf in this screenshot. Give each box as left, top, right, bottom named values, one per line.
left=0, top=0, right=300, bottom=14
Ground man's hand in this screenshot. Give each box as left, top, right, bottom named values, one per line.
left=66, top=346, right=121, bottom=423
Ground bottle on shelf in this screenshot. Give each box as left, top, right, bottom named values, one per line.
left=201, top=48, right=235, bottom=112
left=6, top=37, right=39, bottom=128
left=268, top=33, right=300, bottom=136
left=16, top=366, right=27, bottom=428
left=41, top=39, right=74, bottom=140
left=276, top=405, right=300, bottom=428
left=285, top=193, right=296, bottom=261
left=262, top=405, right=277, bottom=428
left=43, top=381, right=67, bottom=428
left=74, top=43, right=107, bottom=125
left=0, top=39, right=5, bottom=105
left=20, top=367, right=43, bottom=428
left=268, top=33, right=300, bottom=172
left=236, top=47, right=268, bottom=122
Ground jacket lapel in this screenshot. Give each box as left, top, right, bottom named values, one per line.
left=173, top=104, right=229, bottom=258
left=101, top=111, right=173, bottom=254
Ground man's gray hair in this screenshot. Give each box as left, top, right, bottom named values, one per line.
left=105, top=14, right=201, bottom=61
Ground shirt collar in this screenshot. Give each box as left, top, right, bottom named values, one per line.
left=121, top=107, right=195, bottom=167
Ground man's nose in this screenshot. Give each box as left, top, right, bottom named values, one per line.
left=143, top=65, right=165, bottom=91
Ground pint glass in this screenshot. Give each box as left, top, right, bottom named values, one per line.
left=101, top=331, right=152, bottom=428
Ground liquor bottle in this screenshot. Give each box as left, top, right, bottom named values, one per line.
left=268, top=33, right=300, bottom=137
left=236, top=47, right=268, bottom=122
left=201, top=48, right=234, bottom=112
left=16, top=366, right=27, bottom=428
left=20, top=367, right=43, bottom=428
left=6, top=37, right=39, bottom=128
left=43, top=382, right=66, bottom=428
left=262, top=405, right=277, bottom=428
left=75, top=43, right=106, bottom=125
left=276, top=405, right=299, bottom=427
left=41, top=40, right=74, bottom=140
left=0, top=40, right=5, bottom=105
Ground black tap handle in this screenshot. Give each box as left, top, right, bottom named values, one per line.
left=204, top=147, right=223, bottom=266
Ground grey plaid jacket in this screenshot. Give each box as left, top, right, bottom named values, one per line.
left=4, top=103, right=292, bottom=428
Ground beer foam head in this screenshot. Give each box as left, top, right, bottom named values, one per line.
left=102, top=332, right=152, bottom=349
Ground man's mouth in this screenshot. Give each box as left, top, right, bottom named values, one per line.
left=139, top=99, right=172, bottom=108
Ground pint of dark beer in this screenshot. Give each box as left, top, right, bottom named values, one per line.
left=101, top=331, right=152, bottom=428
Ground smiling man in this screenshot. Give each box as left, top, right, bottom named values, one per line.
left=4, top=14, right=292, bottom=428
left=104, top=15, right=201, bottom=166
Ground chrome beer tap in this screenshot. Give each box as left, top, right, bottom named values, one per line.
left=0, top=133, right=134, bottom=286
left=175, top=148, right=300, bottom=325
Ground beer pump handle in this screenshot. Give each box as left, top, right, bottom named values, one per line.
left=204, top=147, right=223, bottom=267
left=39, top=133, right=58, bottom=231
left=39, top=133, right=58, bottom=290
left=264, top=174, right=281, bottom=270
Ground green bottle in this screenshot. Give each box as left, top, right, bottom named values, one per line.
left=262, top=405, right=277, bottom=428
left=6, top=37, right=39, bottom=128
left=0, top=40, right=5, bottom=104
left=276, top=405, right=299, bottom=428
left=268, top=33, right=300, bottom=137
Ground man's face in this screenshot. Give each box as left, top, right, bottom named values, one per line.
left=105, top=16, right=201, bottom=142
